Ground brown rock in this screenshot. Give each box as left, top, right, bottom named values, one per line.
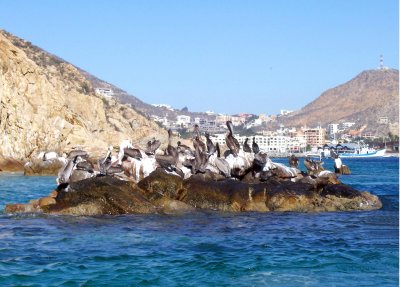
left=5, top=203, right=40, bottom=213
left=49, top=190, right=58, bottom=198
left=24, top=159, right=65, bottom=176
left=137, top=168, right=184, bottom=201
left=4, top=170, right=382, bottom=215
left=48, top=176, right=157, bottom=215
left=0, top=156, right=24, bottom=172
left=38, top=196, right=56, bottom=207
left=153, top=197, right=195, bottom=214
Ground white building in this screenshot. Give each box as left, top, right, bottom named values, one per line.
left=211, top=134, right=306, bottom=153
left=151, top=104, right=174, bottom=111
left=328, top=123, right=339, bottom=135
left=176, top=115, right=191, bottom=127
left=280, top=109, right=293, bottom=116
left=95, top=88, right=114, bottom=98
left=341, top=122, right=355, bottom=130
left=151, top=115, right=169, bottom=126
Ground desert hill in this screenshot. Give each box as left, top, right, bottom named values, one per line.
left=0, top=30, right=167, bottom=165
left=280, top=69, right=399, bottom=135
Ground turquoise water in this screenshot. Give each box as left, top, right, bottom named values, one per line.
left=0, top=158, right=398, bottom=286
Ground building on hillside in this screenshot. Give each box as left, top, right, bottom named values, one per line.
left=216, top=115, right=232, bottom=126
left=280, top=109, right=293, bottom=116
left=303, top=127, right=326, bottom=147
left=176, top=115, right=191, bottom=127
left=258, top=114, right=268, bottom=122
left=151, top=115, right=169, bottom=127
left=328, top=123, right=339, bottom=136
left=151, top=104, right=174, bottom=111
left=340, top=122, right=355, bottom=130
left=95, top=88, right=114, bottom=98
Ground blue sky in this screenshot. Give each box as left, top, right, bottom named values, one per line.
left=1, top=0, right=398, bottom=115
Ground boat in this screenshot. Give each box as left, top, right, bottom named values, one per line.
left=339, top=147, right=386, bottom=158
left=314, top=142, right=386, bottom=158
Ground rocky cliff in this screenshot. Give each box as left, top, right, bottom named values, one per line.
left=0, top=30, right=167, bottom=168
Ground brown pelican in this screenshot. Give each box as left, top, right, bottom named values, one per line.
left=67, top=149, right=88, bottom=160
left=166, top=129, right=179, bottom=159
left=213, top=143, right=230, bottom=177
left=98, top=147, right=113, bottom=175
left=252, top=137, right=260, bottom=154
left=57, top=155, right=84, bottom=185
left=205, top=132, right=216, bottom=155
left=76, top=160, right=94, bottom=173
left=155, top=154, right=184, bottom=178
left=225, top=121, right=240, bottom=156
left=243, top=138, right=252, bottom=153
left=124, top=147, right=143, bottom=160
left=192, top=125, right=206, bottom=153
left=105, top=166, right=125, bottom=175
left=177, top=141, right=193, bottom=155
left=303, top=158, right=315, bottom=175
left=145, top=138, right=161, bottom=155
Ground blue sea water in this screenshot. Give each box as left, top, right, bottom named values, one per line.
left=0, top=158, right=398, bottom=287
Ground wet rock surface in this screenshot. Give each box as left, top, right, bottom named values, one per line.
left=5, top=169, right=382, bottom=215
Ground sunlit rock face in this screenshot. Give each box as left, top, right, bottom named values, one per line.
left=0, top=30, right=167, bottom=171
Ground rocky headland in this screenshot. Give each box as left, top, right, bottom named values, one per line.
left=0, top=30, right=167, bottom=172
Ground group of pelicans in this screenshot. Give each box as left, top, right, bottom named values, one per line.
left=55, top=121, right=337, bottom=187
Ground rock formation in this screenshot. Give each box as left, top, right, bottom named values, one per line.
left=5, top=169, right=382, bottom=215
left=0, top=30, right=167, bottom=171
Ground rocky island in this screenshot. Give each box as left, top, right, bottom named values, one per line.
left=5, top=129, right=382, bottom=215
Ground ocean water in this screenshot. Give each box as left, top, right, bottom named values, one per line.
left=0, top=157, right=398, bottom=287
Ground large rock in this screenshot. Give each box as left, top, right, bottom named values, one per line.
left=23, top=159, right=66, bottom=176
left=0, top=155, right=24, bottom=172
left=4, top=170, right=382, bottom=215
left=48, top=176, right=157, bottom=215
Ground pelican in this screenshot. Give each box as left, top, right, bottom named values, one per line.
left=205, top=132, right=216, bottom=155
left=225, top=121, right=240, bottom=156
left=243, top=138, right=252, bottom=153
left=252, top=137, right=260, bottom=154
left=145, top=138, right=161, bottom=155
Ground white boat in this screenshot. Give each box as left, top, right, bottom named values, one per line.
left=316, top=142, right=386, bottom=158
left=339, top=147, right=386, bottom=158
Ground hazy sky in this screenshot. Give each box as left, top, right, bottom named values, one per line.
left=1, top=0, right=398, bottom=115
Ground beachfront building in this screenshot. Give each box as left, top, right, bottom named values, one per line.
left=210, top=133, right=307, bottom=153
left=302, top=127, right=326, bottom=148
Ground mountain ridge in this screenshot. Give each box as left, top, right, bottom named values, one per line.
left=279, top=68, right=399, bottom=135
